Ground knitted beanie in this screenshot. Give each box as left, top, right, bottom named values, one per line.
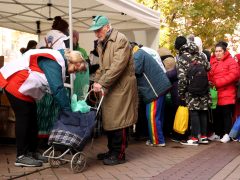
left=174, top=36, right=187, bottom=50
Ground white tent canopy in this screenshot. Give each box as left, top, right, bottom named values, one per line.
left=0, top=0, right=160, bottom=51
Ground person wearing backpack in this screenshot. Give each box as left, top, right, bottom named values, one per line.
left=37, top=16, right=69, bottom=49
left=208, top=41, right=239, bottom=143
left=175, top=36, right=211, bottom=146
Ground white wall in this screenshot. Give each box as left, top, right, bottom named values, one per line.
left=79, top=32, right=96, bottom=54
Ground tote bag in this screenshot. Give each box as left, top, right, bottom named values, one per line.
left=210, top=87, right=218, bottom=109
left=229, top=116, right=240, bottom=139
left=173, top=106, right=189, bottom=134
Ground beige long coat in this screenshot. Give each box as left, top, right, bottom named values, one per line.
left=95, top=29, right=138, bottom=131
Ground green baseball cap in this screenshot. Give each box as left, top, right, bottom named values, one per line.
left=88, top=15, right=109, bottom=31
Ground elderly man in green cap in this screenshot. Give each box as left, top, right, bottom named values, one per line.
left=89, top=15, right=138, bottom=165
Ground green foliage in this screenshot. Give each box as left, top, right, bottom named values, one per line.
left=136, top=0, right=240, bottom=51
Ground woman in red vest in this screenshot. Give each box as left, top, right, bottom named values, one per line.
left=0, top=48, right=86, bottom=167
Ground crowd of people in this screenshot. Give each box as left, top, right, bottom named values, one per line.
left=0, top=15, right=239, bottom=168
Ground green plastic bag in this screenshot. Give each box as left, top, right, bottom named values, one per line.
left=71, top=94, right=90, bottom=113
left=73, top=68, right=90, bottom=100
left=210, top=87, right=218, bottom=109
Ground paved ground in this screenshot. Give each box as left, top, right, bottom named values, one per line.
left=0, top=136, right=239, bottom=180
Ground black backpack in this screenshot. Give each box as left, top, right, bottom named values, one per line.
left=183, top=54, right=209, bottom=97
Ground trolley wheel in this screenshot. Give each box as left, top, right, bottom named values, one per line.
left=71, top=152, right=87, bottom=173
left=48, top=150, right=62, bottom=168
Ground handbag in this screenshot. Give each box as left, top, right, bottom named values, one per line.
left=173, top=106, right=189, bottom=134
left=210, top=87, right=218, bottom=109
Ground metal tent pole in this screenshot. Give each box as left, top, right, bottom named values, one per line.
left=68, top=0, right=74, bottom=97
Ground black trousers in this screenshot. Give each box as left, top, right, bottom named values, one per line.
left=213, top=105, right=234, bottom=136
left=135, top=98, right=148, bottom=138
left=5, top=91, right=38, bottom=157
left=106, top=127, right=128, bottom=159
left=190, top=110, right=208, bottom=138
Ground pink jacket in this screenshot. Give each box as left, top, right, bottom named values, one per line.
left=208, top=51, right=239, bottom=105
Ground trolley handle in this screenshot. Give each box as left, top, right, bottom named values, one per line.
left=84, top=88, right=104, bottom=115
